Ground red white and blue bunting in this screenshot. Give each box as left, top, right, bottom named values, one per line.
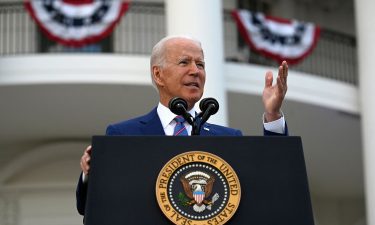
left=232, top=9, right=321, bottom=65
left=25, top=0, right=130, bottom=47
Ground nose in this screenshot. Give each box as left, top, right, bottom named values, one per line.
left=189, top=62, right=200, bottom=76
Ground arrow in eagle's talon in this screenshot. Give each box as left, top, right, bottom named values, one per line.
left=207, top=193, right=219, bottom=210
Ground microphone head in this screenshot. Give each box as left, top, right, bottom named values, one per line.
left=199, top=98, right=219, bottom=115
left=168, top=97, right=188, bottom=115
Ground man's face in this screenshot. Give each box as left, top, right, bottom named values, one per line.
left=153, top=38, right=206, bottom=110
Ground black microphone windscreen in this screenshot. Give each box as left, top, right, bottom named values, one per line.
left=168, top=97, right=188, bottom=115
left=199, top=98, right=219, bottom=115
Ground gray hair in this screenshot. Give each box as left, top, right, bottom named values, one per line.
left=150, top=35, right=202, bottom=90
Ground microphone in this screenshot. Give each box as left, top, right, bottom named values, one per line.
left=199, top=97, right=219, bottom=116
left=198, top=97, right=219, bottom=125
left=168, top=97, right=194, bottom=125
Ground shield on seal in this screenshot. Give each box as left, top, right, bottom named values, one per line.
left=193, top=191, right=205, bottom=204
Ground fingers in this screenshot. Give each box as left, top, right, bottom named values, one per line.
left=276, top=76, right=284, bottom=94
left=266, top=60, right=287, bottom=89
left=277, top=61, right=288, bottom=94
left=86, top=145, right=92, bottom=155
left=80, top=145, right=92, bottom=175
left=265, top=71, right=273, bottom=88
left=278, top=61, right=288, bottom=85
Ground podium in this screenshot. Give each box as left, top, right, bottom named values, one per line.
left=84, top=136, right=314, bottom=225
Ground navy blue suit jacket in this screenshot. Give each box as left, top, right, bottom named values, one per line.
left=76, top=107, right=287, bottom=215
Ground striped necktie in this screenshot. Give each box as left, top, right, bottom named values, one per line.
left=173, top=116, right=188, bottom=136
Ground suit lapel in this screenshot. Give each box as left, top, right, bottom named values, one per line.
left=139, top=108, right=165, bottom=135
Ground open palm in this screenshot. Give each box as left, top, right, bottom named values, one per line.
left=262, top=61, right=288, bottom=122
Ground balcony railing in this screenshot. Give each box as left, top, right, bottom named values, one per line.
left=0, top=2, right=357, bottom=85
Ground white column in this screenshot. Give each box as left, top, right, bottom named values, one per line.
left=354, top=0, right=375, bottom=224
left=165, top=0, right=228, bottom=126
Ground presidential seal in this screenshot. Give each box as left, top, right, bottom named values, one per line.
left=155, top=151, right=241, bottom=225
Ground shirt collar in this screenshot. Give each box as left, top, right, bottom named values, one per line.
left=157, top=102, right=196, bottom=129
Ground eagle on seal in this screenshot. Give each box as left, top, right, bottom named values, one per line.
left=180, top=171, right=215, bottom=212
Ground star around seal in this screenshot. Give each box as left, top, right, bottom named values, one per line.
left=156, top=151, right=241, bottom=225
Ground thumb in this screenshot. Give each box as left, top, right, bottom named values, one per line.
left=265, top=71, right=273, bottom=88
left=85, top=145, right=92, bottom=155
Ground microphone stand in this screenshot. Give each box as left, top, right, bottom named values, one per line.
left=191, top=116, right=202, bottom=136
left=177, top=112, right=202, bottom=136
left=192, top=104, right=216, bottom=135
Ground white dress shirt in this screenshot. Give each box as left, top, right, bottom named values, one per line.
left=157, top=102, right=195, bottom=136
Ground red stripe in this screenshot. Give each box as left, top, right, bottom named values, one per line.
left=62, top=0, right=94, bottom=5
left=174, top=127, right=186, bottom=136
left=265, top=14, right=292, bottom=24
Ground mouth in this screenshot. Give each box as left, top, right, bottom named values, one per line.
left=184, top=82, right=200, bottom=88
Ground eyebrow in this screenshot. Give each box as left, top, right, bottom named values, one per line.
left=178, top=56, right=205, bottom=62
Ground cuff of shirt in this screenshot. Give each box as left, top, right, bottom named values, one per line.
left=263, top=112, right=285, bottom=134
left=82, top=172, right=88, bottom=183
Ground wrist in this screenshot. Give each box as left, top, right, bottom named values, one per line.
left=264, top=111, right=282, bottom=122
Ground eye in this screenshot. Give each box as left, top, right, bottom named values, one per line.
left=197, top=62, right=205, bottom=69
left=178, top=60, right=188, bottom=66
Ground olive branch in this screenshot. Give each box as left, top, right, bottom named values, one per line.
left=178, top=192, right=190, bottom=206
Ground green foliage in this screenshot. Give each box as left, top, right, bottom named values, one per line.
left=178, top=192, right=190, bottom=206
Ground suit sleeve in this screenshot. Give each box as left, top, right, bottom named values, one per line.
left=235, top=129, right=243, bottom=136
left=76, top=173, right=87, bottom=216
left=106, top=124, right=121, bottom=135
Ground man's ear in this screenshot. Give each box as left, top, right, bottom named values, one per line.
left=152, top=65, right=164, bottom=87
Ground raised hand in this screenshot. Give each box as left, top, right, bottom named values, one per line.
left=262, top=61, right=288, bottom=122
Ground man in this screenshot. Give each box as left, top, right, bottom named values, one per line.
left=76, top=35, right=288, bottom=215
